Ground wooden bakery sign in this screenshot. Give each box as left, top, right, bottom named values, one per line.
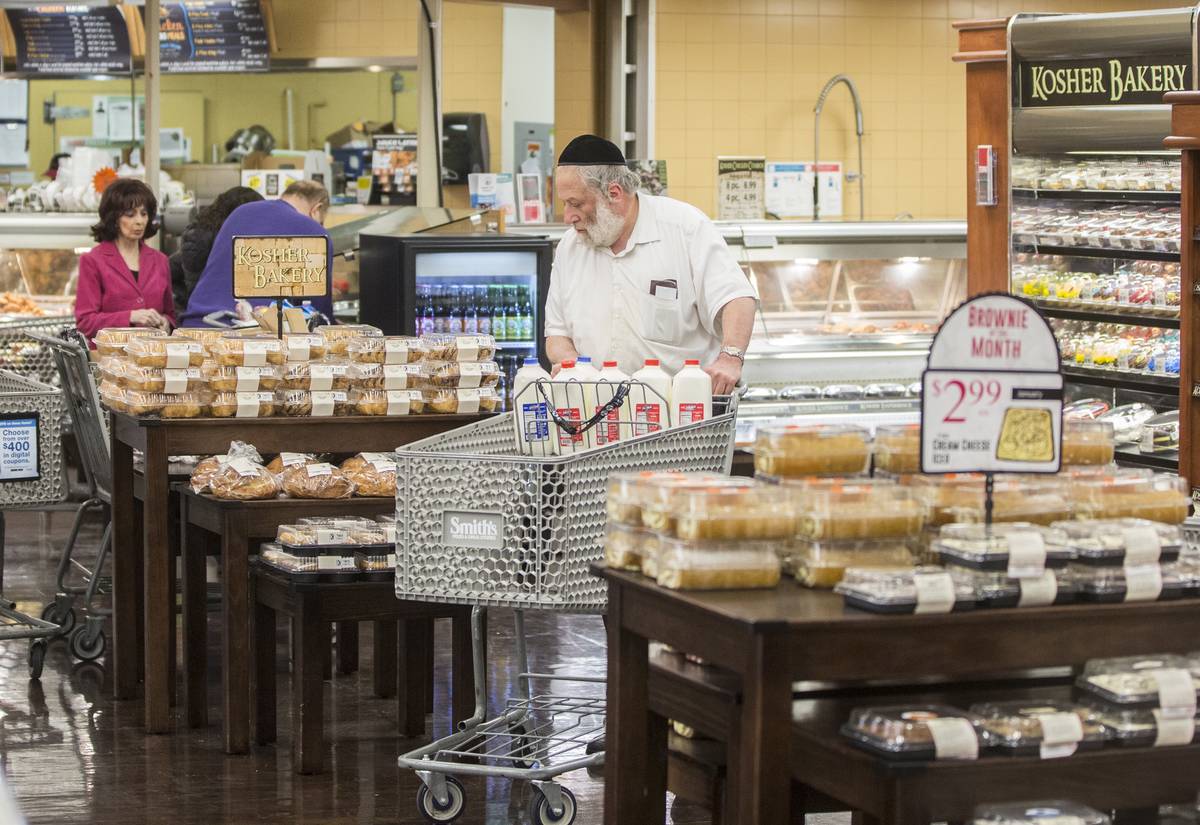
left=231, top=235, right=330, bottom=299
left=920, top=293, right=1063, bottom=474
left=1018, top=54, right=1192, bottom=108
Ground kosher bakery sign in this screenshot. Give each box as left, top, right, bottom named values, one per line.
left=920, top=293, right=1063, bottom=474
left=232, top=235, right=329, bottom=300
left=1018, top=54, right=1192, bottom=108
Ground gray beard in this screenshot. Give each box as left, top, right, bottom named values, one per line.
left=577, top=199, right=626, bottom=248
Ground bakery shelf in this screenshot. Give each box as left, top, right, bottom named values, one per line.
left=1020, top=244, right=1181, bottom=264
left=1060, top=364, right=1179, bottom=394
left=1035, top=303, right=1180, bottom=329
left=1113, top=447, right=1180, bottom=472
left=1012, top=187, right=1181, bottom=204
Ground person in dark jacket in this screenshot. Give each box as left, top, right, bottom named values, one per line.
left=169, top=186, right=263, bottom=317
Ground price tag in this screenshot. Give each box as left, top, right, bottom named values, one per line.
left=311, top=392, right=336, bottom=417
left=228, top=457, right=259, bottom=477
left=458, top=362, right=485, bottom=388
left=1017, top=571, right=1058, bottom=607
left=913, top=571, right=956, bottom=614
left=456, top=337, right=481, bottom=361
left=278, top=452, right=309, bottom=467
left=235, top=366, right=261, bottom=392
left=1122, top=525, right=1162, bottom=565
left=165, top=342, right=191, bottom=369
left=1153, top=710, right=1195, bottom=746
left=310, top=364, right=336, bottom=391
left=383, top=364, right=418, bottom=390
left=384, top=338, right=410, bottom=364
left=1035, top=711, right=1084, bottom=759
left=386, top=390, right=419, bottom=416
left=243, top=340, right=270, bottom=367
left=1006, top=530, right=1047, bottom=577
left=316, top=554, right=356, bottom=571
left=314, top=528, right=348, bottom=545
left=164, top=369, right=189, bottom=394
left=924, top=717, right=979, bottom=760
left=0, top=414, right=39, bottom=482
left=306, top=462, right=333, bottom=477
left=1152, top=669, right=1197, bottom=717
left=457, top=389, right=482, bottom=415
left=235, top=392, right=261, bottom=418
left=287, top=339, right=310, bottom=362
left=1123, top=563, right=1163, bottom=602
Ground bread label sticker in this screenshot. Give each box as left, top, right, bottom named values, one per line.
left=387, top=553, right=397, bottom=568
left=310, top=364, right=336, bottom=391
left=458, top=362, right=484, bottom=387
left=243, top=340, right=274, bottom=367
left=286, top=339, right=310, bottom=362
left=235, top=392, right=261, bottom=418
left=316, top=554, right=356, bottom=571
left=1123, top=563, right=1163, bottom=602
left=235, top=366, right=261, bottom=392
left=383, top=364, right=417, bottom=389
left=913, top=571, right=956, bottom=614
left=1141, top=428, right=1156, bottom=453
left=314, top=528, right=344, bottom=545
left=306, top=462, right=334, bottom=477
left=1153, top=709, right=1195, bottom=746
left=456, top=337, right=481, bottom=361
left=458, top=389, right=481, bottom=415
left=1017, top=570, right=1058, bottom=607
left=164, top=369, right=188, bottom=394
left=311, top=392, right=335, bottom=417
left=229, top=457, right=260, bottom=477
left=1152, top=668, right=1197, bottom=717
left=924, top=717, right=978, bottom=760
left=368, top=458, right=397, bottom=473
left=1006, top=530, right=1047, bottom=577
left=386, top=390, right=415, bottom=416
left=279, top=452, right=309, bottom=467
left=1034, top=711, right=1084, bottom=758
left=165, top=342, right=191, bottom=369
left=1122, top=525, right=1162, bottom=565
left=384, top=338, right=409, bottom=364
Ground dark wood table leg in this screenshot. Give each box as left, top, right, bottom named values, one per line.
left=604, top=583, right=661, bottom=825
left=398, top=618, right=427, bottom=737
left=168, top=489, right=180, bottom=709
left=292, top=593, right=328, bottom=774
left=424, top=619, right=435, bottom=713
left=221, top=512, right=250, bottom=754
left=143, top=429, right=172, bottom=733
left=647, top=710, right=669, bottom=817
left=736, top=631, right=791, bottom=825
left=254, top=592, right=277, bottom=746
left=335, top=621, right=358, bottom=675
left=181, top=502, right=208, bottom=728
left=111, top=433, right=140, bottom=700
left=372, top=620, right=398, bottom=699
left=451, top=608, right=475, bottom=725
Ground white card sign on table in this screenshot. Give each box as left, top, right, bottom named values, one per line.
left=921, top=293, right=1063, bottom=474
left=0, top=412, right=39, bottom=482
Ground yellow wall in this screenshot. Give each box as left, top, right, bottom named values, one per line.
left=656, top=0, right=1187, bottom=221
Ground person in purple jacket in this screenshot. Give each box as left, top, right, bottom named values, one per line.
left=180, top=180, right=333, bottom=327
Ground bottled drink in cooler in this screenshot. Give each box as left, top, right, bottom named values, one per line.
left=518, top=287, right=534, bottom=342
left=476, top=285, right=492, bottom=336
left=432, top=286, right=447, bottom=334
left=462, top=284, right=478, bottom=334
left=492, top=285, right=508, bottom=342
left=446, top=286, right=463, bottom=333
left=505, top=286, right=522, bottom=342
left=416, top=285, right=435, bottom=335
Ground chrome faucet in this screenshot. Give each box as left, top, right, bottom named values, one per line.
left=813, top=73, right=865, bottom=221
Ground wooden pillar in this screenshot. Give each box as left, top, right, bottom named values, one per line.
left=1164, top=91, right=1200, bottom=490
left=953, top=18, right=1010, bottom=297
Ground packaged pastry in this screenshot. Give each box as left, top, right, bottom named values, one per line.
left=276, top=523, right=353, bottom=550
left=123, top=389, right=208, bottom=418
left=345, top=335, right=428, bottom=364
left=873, top=423, right=920, bottom=474
left=355, top=549, right=398, bottom=581
left=211, top=333, right=285, bottom=367
left=907, top=474, right=1072, bottom=527
left=605, top=471, right=719, bottom=528
left=279, top=359, right=352, bottom=391
left=259, top=543, right=357, bottom=582
left=277, top=389, right=350, bottom=417
left=170, top=326, right=228, bottom=352
left=316, top=323, right=383, bottom=356
left=1063, top=399, right=1110, bottom=420
left=266, top=452, right=320, bottom=474
left=419, top=333, right=497, bottom=362
left=791, top=479, right=924, bottom=540
left=124, top=335, right=205, bottom=368
left=933, top=523, right=1073, bottom=573
left=835, top=566, right=978, bottom=613
left=347, top=523, right=391, bottom=546
left=973, top=801, right=1111, bottom=825
left=1140, top=410, right=1179, bottom=454
left=778, top=385, right=820, bottom=401
left=1070, top=563, right=1184, bottom=603
left=1071, top=471, right=1190, bottom=524
left=350, top=389, right=425, bottom=416
left=864, top=383, right=907, bottom=399
left=1053, top=518, right=1182, bottom=566
left=605, top=522, right=646, bottom=571
left=654, top=537, right=781, bottom=590
left=202, top=364, right=282, bottom=392
left=94, top=326, right=162, bottom=356
left=969, top=700, right=1107, bottom=755
left=190, top=454, right=229, bottom=493
left=651, top=481, right=794, bottom=541
left=792, top=538, right=915, bottom=588
left=346, top=362, right=424, bottom=390
left=1062, top=419, right=1115, bottom=466
left=419, top=359, right=502, bottom=389
left=840, top=705, right=991, bottom=760
left=422, top=387, right=500, bottom=414
left=1098, top=402, right=1156, bottom=443
left=210, top=391, right=276, bottom=418
left=281, top=333, right=327, bottom=362
left=298, top=515, right=378, bottom=530
left=280, top=461, right=355, bottom=499
left=754, top=423, right=870, bottom=478
left=1078, top=654, right=1200, bottom=709
left=958, top=568, right=1080, bottom=607
left=340, top=452, right=397, bottom=497
left=1082, top=703, right=1200, bottom=747
left=120, top=365, right=207, bottom=394
left=208, top=458, right=280, bottom=500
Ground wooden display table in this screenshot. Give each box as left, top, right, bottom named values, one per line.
left=596, top=566, right=1200, bottom=825
left=109, top=412, right=486, bottom=739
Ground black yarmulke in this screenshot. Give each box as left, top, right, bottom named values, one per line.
left=557, top=134, right=626, bottom=166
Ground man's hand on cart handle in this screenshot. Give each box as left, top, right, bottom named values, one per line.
left=704, top=353, right=742, bottom=396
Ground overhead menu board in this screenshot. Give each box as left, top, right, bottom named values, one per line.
left=6, top=5, right=132, bottom=76
left=158, top=1, right=269, bottom=74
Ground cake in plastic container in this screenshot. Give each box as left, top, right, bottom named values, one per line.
left=1083, top=703, right=1200, bottom=747
left=652, top=481, right=795, bottom=542
left=259, top=542, right=357, bottom=582
left=1071, top=471, right=1190, bottom=524
left=791, top=478, right=924, bottom=540
left=355, top=549, right=398, bottom=581
left=1140, top=410, right=1179, bottom=454
left=1098, top=402, right=1156, bottom=444
left=606, top=471, right=716, bottom=528
left=933, top=523, right=1073, bottom=572
left=873, top=423, right=920, bottom=475
left=792, top=538, right=915, bottom=588
left=972, top=801, right=1110, bottom=825
left=955, top=568, right=1080, bottom=608
left=969, top=700, right=1107, bottom=755
left=1053, top=518, right=1182, bottom=565
left=605, top=521, right=646, bottom=571
left=276, top=523, right=353, bottom=550
left=654, top=537, right=781, bottom=590
left=840, top=704, right=992, bottom=760
left=1061, top=419, right=1115, bottom=466
left=753, top=423, right=870, bottom=478
left=1071, top=564, right=1183, bottom=603
left=1076, top=654, right=1200, bottom=707
left=907, top=474, right=1072, bottom=527
left=835, top=566, right=978, bottom=613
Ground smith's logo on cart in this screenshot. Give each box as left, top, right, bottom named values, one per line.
left=1019, top=54, right=1192, bottom=108
left=442, top=511, right=504, bottom=549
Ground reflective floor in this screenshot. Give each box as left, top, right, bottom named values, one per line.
left=0, top=511, right=715, bottom=825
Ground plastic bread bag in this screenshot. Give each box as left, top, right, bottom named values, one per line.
left=208, top=457, right=280, bottom=500
left=190, top=454, right=230, bottom=493
left=280, top=461, right=356, bottom=499
left=340, top=452, right=397, bottom=497
left=266, top=452, right=321, bottom=475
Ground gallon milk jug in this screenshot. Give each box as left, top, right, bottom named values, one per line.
left=572, top=356, right=601, bottom=424
left=631, top=359, right=672, bottom=436
left=672, top=359, right=713, bottom=426
left=550, top=360, right=586, bottom=454
left=513, top=357, right=556, bottom=456
left=594, top=360, right=631, bottom=446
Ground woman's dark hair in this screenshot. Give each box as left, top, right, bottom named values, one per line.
left=196, top=185, right=263, bottom=233
left=90, top=178, right=158, bottom=243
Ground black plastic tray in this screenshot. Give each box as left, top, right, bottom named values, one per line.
left=936, top=548, right=1073, bottom=572
left=1073, top=546, right=1181, bottom=566
left=839, top=724, right=990, bottom=761
left=842, top=593, right=978, bottom=615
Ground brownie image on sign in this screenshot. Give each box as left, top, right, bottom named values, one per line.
left=995, top=407, right=1054, bottom=463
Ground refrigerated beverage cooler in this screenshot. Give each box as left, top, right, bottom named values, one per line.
left=357, top=233, right=553, bottom=409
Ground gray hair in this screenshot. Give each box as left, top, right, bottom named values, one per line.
left=575, top=164, right=641, bottom=200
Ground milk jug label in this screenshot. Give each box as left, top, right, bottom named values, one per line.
left=557, top=408, right=583, bottom=445
left=522, top=401, right=551, bottom=442
left=634, top=403, right=662, bottom=436
left=596, top=407, right=621, bottom=444
left=678, top=402, right=706, bottom=424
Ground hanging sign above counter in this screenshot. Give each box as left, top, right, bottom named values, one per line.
left=6, top=5, right=132, bottom=76
left=1018, top=53, right=1192, bottom=108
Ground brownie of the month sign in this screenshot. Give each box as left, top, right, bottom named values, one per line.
left=232, top=236, right=328, bottom=300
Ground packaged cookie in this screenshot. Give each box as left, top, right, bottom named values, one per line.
left=349, top=389, right=424, bottom=416
left=98, top=381, right=127, bottom=413
left=422, top=387, right=500, bottom=414
left=655, top=481, right=795, bottom=541
left=1071, top=564, right=1185, bottom=603
left=189, top=455, right=229, bottom=493
left=208, top=457, right=280, bottom=500
left=654, top=537, right=781, bottom=590
left=210, top=391, right=277, bottom=418
left=121, top=365, right=207, bottom=394
left=346, top=362, right=424, bottom=390
left=266, top=452, right=320, bottom=474
left=792, top=538, right=915, bottom=588
left=124, top=335, right=205, bottom=368
left=280, top=462, right=355, bottom=499
left=94, top=326, right=161, bottom=356
left=346, top=335, right=427, bottom=364
left=974, top=801, right=1111, bottom=825
left=791, top=479, right=924, bottom=540
left=1054, top=518, right=1182, bottom=566
left=279, top=359, right=352, bottom=391
left=1082, top=703, right=1200, bottom=747
left=835, top=566, right=978, bottom=613
left=605, top=522, right=646, bottom=571
left=281, top=333, right=327, bottom=362
left=419, top=333, right=497, bottom=362
left=933, top=523, right=1073, bottom=573
left=1062, top=419, right=1115, bottom=466
left=1071, top=471, right=1190, bottom=524
left=355, top=549, right=398, bottom=581
left=957, top=568, right=1081, bottom=607
left=316, top=324, right=382, bottom=356
left=123, top=390, right=208, bottom=418
left=969, top=700, right=1107, bottom=756
left=259, top=543, right=357, bottom=582
left=170, top=326, right=228, bottom=353
left=212, top=333, right=285, bottom=367
left=277, top=389, right=350, bottom=417
left=276, top=522, right=353, bottom=550
left=419, top=360, right=502, bottom=389
left=202, top=364, right=282, bottom=392
left=840, top=705, right=991, bottom=760
left=340, top=452, right=397, bottom=497
left=873, top=423, right=920, bottom=475
left=754, top=423, right=870, bottom=478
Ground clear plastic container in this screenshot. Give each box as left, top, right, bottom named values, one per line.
left=372, top=515, right=398, bottom=545
left=791, top=479, right=924, bottom=540
left=654, top=482, right=795, bottom=541
left=279, top=359, right=351, bottom=391
left=969, top=700, right=1107, bottom=755
left=281, top=333, right=327, bottom=362
left=347, top=523, right=391, bottom=546
left=1140, top=411, right=1179, bottom=454
left=1099, top=402, right=1156, bottom=443
left=605, top=522, right=646, bottom=571
left=840, top=705, right=991, bottom=760
left=124, top=336, right=205, bottom=368
left=123, top=389, right=209, bottom=418
left=1170, top=557, right=1200, bottom=596
left=1071, top=564, right=1185, bottom=603
left=655, top=537, right=781, bottom=590
left=792, top=538, right=915, bottom=588
left=638, top=475, right=755, bottom=534
left=419, top=333, right=497, bottom=362
left=1077, top=654, right=1200, bottom=707
left=94, top=326, right=161, bottom=356
left=277, top=389, right=350, bottom=417
left=958, top=568, right=1081, bottom=607
left=209, top=391, right=277, bottom=418
left=1082, top=703, right=1200, bottom=747
left=1053, top=518, right=1183, bottom=565
left=211, top=333, right=285, bottom=366
left=279, top=462, right=355, bottom=499
left=1063, top=398, right=1111, bottom=420
left=873, top=423, right=920, bottom=474
left=345, top=334, right=428, bottom=364
left=907, top=474, right=1072, bottom=527
left=120, top=365, right=207, bottom=394
left=298, top=516, right=377, bottom=530
left=202, top=363, right=282, bottom=392
left=1062, top=419, right=1115, bottom=466
left=422, top=387, right=500, bottom=414
left=933, top=523, right=1074, bottom=572
left=98, top=380, right=127, bottom=413
left=605, top=471, right=717, bottom=528
left=973, top=801, right=1111, bottom=825
left=345, top=362, right=424, bottom=390
left=355, top=549, right=398, bottom=581
left=340, top=453, right=397, bottom=497
left=419, top=359, right=502, bottom=389
left=259, top=543, right=357, bottom=582
left=171, top=326, right=230, bottom=350
left=276, top=523, right=353, bottom=550
left=753, top=423, right=870, bottom=478
left=835, top=566, right=978, bottom=613
left=349, top=388, right=425, bottom=416
left=1072, top=471, right=1191, bottom=524
left=316, top=323, right=383, bottom=356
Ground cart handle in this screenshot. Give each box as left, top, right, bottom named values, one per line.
left=534, top=380, right=633, bottom=436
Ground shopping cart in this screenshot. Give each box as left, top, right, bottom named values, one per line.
left=0, top=369, right=67, bottom=679
left=395, top=381, right=738, bottom=824
left=0, top=315, right=74, bottom=387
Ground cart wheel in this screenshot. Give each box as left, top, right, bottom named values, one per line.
left=507, top=723, right=534, bottom=769
left=28, top=642, right=45, bottom=680
left=416, top=776, right=465, bottom=823
left=41, top=603, right=74, bottom=636
left=528, top=786, right=576, bottom=825
left=69, top=625, right=106, bottom=662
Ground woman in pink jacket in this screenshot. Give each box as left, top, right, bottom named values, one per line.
left=74, top=178, right=173, bottom=344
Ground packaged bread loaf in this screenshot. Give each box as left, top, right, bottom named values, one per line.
left=281, top=333, right=327, bottom=362
left=266, top=452, right=320, bottom=475
left=316, top=324, right=382, bottom=356
left=1071, top=470, right=1190, bottom=524
left=420, top=360, right=502, bottom=389
left=210, top=391, right=277, bottom=418
left=422, top=387, right=500, bottom=414
left=340, top=452, right=398, bottom=497
left=346, top=362, right=424, bottom=390
left=790, top=479, right=924, bottom=540
left=754, top=423, right=870, bottom=478
left=650, top=479, right=795, bottom=541
left=350, top=389, right=424, bottom=416
left=124, top=336, right=205, bottom=368
left=212, top=333, right=285, bottom=366
left=120, top=365, right=207, bottom=394
left=208, top=457, right=280, bottom=501
left=94, top=326, right=162, bottom=357
left=419, top=333, right=496, bottom=362
left=190, top=455, right=229, bottom=493
left=277, top=389, right=350, bottom=417
left=202, top=364, right=282, bottom=392
left=655, top=538, right=782, bottom=590
left=346, top=335, right=427, bottom=364
left=280, top=359, right=351, bottom=391
left=280, top=462, right=355, bottom=499
left=873, top=423, right=920, bottom=475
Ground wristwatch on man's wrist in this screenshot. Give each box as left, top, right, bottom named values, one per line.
left=719, top=346, right=746, bottom=363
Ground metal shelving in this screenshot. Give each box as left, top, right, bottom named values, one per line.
left=1114, top=447, right=1179, bottom=472
left=1060, top=364, right=1178, bottom=395
left=1034, top=303, right=1180, bottom=329
left=1016, top=244, right=1181, bottom=264
left=1012, top=187, right=1180, bottom=205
